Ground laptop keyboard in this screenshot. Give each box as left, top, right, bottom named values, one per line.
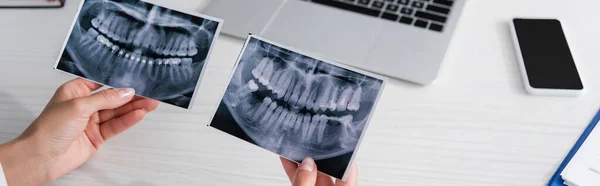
left=304, top=0, right=455, bottom=32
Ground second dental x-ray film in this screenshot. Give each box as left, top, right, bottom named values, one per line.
left=210, top=36, right=385, bottom=181
left=55, top=0, right=221, bottom=109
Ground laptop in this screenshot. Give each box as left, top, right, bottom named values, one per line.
left=204, top=0, right=466, bottom=84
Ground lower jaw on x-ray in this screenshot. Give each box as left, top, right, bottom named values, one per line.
left=56, top=0, right=219, bottom=108
left=220, top=38, right=383, bottom=161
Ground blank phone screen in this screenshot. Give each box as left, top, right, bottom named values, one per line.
left=513, top=19, right=583, bottom=90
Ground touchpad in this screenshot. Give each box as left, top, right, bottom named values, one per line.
left=263, top=0, right=381, bottom=64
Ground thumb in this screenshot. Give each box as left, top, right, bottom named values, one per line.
left=292, top=157, right=318, bottom=186
left=75, top=88, right=135, bottom=115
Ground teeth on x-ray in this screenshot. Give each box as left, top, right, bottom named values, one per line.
left=58, top=0, right=220, bottom=108
left=220, top=38, right=383, bottom=161
left=89, top=11, right=197, bottom=66
left=347, top=87, right=362, bottom=111
left=229, top=79, right=259, bottom=107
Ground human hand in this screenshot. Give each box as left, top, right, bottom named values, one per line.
left=0, top=78, right=159, bottom=186
left=280, top=157, right=358, bottom=186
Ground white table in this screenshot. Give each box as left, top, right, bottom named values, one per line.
left=1, top=0, right=599, bottom=185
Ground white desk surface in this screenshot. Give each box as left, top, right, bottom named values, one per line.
left=1, top=0, right=599, bottom=185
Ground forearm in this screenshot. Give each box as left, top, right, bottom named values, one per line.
left=0, top=138, right=49, bottom=186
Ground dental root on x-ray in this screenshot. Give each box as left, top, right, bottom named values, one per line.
left=210, top=36, right=385, bottom=180
left=55, top=0, right=221, bottom=109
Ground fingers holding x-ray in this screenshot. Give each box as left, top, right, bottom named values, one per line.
left=213, top=36, right=384, bottom=163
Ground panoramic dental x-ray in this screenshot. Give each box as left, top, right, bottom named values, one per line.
left=210, top=36, right=385, bottom=180
left=55, top=0, right=221, bottom=109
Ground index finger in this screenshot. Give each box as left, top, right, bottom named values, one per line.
left=335, top=163, right=358, bottom=186
left=50, top=78, right=103, bottom=104
left=98, top=96, right=159, bottom=123
left=280, top=156, right=298, bottom=182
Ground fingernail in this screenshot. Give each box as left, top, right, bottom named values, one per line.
left=299, top=157, right=315, bottom=172
left=118, top=88, right=135, bottom=99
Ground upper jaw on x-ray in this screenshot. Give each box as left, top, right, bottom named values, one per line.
left=223, top=38, right=383, bottom=161
left=61, top=0, right=218, bottom=106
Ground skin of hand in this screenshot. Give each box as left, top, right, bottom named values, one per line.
left=280, top=157, right=358, bottom=186
left=0, top=78, right=159, bottom=186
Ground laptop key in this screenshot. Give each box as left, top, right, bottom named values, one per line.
left=414, top=19, right=428, bottom=28
left=397, top=0, right=409, bottom=5
left=411, top=1, right=425, bottom=8
left=382, top=12, right=399, bottom=21
left=312, top=0, right=380, bottom=17
left=433, top=0, right=453, bottom=7
left=399, top=16, right=413, bottom=24
left=372, top=1, right=385, bottom=9
left=358, top=0, right=371, bottom=5
left=415, top=10, right=447, bottom=23
left=426, top=4, right=450, bottom=14
left=386, top=4, right=399, bottom=12
left=429, top=23, right=444, bottom=32
left=400, top=7, right=413, bottom=15
left=384, top=0, right=396, bottom=3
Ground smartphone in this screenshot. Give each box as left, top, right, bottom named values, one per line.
left=510, top=18, right=584, bottom=96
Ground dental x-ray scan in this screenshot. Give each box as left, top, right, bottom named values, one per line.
left=210, top=36, right=385, bottom=181
left=55, top=0, right=222, bottom=109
